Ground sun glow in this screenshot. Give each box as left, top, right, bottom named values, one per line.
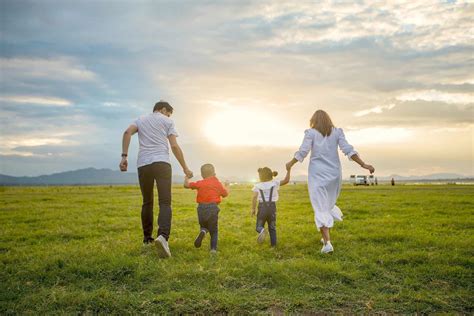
left=204, top=107, right=300, bottom=147
left=205, top=107, right=414, bottom=148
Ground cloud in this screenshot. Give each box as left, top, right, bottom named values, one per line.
left=351, top=100, right=474, bottom=127
left=354, top=104, right=396, bottom=117
left=0, top=57, right=97, bottom=81
left=346, top=127, right=413, bottom=145
left=396, top=90, right=473, bottom=105
left=0, top=1, right=473, bottom=177
left=102, top=102, right=120, bottom=107
left=1, top=134, right=76, bottom=156
left=257, top=1, right=473, bottom=51
left=0, top=95, right=72, bottom=106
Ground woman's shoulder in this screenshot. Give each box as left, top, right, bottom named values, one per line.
left=304, top=128, right=317, bottom=136
left=332, top=127, right=344, bottom=135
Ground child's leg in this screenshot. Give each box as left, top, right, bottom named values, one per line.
left=267, top=206, right=277, bottom=247
left=208, top=207, right=219, bottom=250
left=255, top=205, right=265, bottom=233
left=194, top=206, right=209, bottom=248
left=197, top=206, right=209, bottom=233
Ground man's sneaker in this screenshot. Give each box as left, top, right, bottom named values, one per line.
left=321, top=241, right=334, bottom=254
left=155, top=235, right=171, bottom=258
left=257, top=228, right=266, bottom=244
left=194, top=229, right=206, bottom=248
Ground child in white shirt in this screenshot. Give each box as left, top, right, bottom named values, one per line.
left=251, top=167, right=290, bottom=247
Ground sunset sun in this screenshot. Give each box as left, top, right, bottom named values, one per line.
left=204, top=107, right=300, bottom=147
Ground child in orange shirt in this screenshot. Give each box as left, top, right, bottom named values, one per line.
left=184, top=164, right=229, bottom=253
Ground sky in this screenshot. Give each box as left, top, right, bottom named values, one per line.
left=0, top=0, right=473, bottom=179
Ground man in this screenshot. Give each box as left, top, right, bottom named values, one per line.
left=120, top=101, right=193, bottom=258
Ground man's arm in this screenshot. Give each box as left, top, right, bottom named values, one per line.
left=119, top=124, right=138, bottom=172
left=168, top=135, right=193, bottom=178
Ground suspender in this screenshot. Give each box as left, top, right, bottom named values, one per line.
left=258, top=186, right=274, bottom=208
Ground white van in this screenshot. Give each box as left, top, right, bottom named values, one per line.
left=350, top=175, right=374, bottom=186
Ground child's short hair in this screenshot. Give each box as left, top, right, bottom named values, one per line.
left=201, top=164, right=216, bottom=178
left=258, top=167, right=278, bottom=182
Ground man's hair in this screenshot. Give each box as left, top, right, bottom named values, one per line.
left=153, top=101, right=173, bottom=113
left=201, top=164, right=216, bottom=178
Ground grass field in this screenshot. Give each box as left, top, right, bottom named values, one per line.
left=1, top=184, right=473, bottom=314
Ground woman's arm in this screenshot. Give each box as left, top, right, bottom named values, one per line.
left=338, top=128, right=375, bottom=173
left=286, top=129, right=313, bottom=170
left=351, top=154, right=375, bottom=174
left=337, top=128, right=358, bottom=160
left=251, top=192, right=258, bottom=216
left=286, top=158, right=298, bottom=171
left=280, top=168, right=291, bottom=186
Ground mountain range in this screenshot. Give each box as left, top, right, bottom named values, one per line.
left=0, top=168, right=472, bottom=185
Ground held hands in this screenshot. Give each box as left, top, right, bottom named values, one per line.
left=362, top=163, right=375, bottom=174
left=119, top=157, right=128, bottom=172
left=183, top=167, right=194, bottom=178
left=285, top=158, right=297, bottom=171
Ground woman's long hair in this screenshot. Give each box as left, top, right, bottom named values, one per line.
left=310, top=110, right=335, bottom=137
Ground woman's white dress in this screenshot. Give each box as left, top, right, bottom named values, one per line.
left=294, top=127, right=357, bottom=230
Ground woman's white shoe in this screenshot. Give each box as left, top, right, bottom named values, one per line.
left=320, top=241, right=334, bottom=254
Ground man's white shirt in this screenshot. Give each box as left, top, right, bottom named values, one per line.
left=132, top=112, right=178, bottom=168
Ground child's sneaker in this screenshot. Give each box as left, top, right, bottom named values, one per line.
left=320, top=238, right=324, bottom=244
left=194, top=229, right=206, bottom=248
left=320, top=241, right=334, bottom=254
left=210, top=249, right=217, bottom=255
left=257, top=228, right=266, bottom=244
left=155, top=235, right=171, bottom=258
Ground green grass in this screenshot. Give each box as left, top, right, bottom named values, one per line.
left=1, top=184, right=473, bottom=313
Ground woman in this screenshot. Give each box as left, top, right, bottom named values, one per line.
left=286, top=110, right=375, bottom=254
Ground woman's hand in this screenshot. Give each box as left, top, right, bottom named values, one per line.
left=286, top=158, right=297, bottom=171
left=362, top=163, right=375, bottom=174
